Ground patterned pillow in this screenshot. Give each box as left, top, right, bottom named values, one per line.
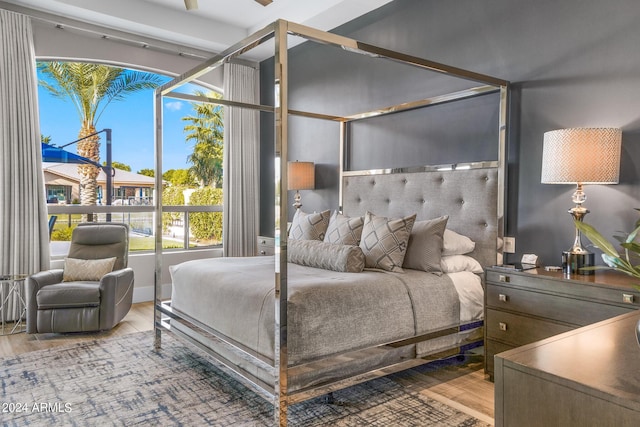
left=63, top=257, right=117, bottom=282
left=323, top=211, right=364, bottom=246
left=403, top=215, right=449, bottom=273
left=288, top=239, right=365, bottom=273
left=359, top=211, right=417, bottom=272
left=288, top=209, right=331, bottom=241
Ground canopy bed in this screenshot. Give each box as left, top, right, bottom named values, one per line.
left=153, top=20, right=509, bottom=426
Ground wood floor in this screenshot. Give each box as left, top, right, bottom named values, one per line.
left=0, top=302, right=495, bottom=424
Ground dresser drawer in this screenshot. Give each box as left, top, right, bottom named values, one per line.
left=486, top=270, right=533, bottom=287
left=485, top=267, right=640, bottom=381
left=486, top=270, right=640, bottom=309
left=486, top=284, right=632, bottom=326
left=257, top=236, right=274, bottom=256
left=486, top=309, right=573, bottom=347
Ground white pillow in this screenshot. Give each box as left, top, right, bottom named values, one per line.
left=440, top=255, right=483, bottom=274
left=442, top=229, right=475, bottom=256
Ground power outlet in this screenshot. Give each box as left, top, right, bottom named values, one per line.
left=504, top=237, right=516, bottom=253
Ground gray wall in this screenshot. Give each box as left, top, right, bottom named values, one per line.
left=261, top=0, right=640, bottom=267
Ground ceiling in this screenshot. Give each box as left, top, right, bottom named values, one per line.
left=2, top=0, right=393, bottom=60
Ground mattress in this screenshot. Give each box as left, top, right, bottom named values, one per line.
left=169, top=256, right=483, bottom=366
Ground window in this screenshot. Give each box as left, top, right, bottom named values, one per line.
left=38, top=61, right=224, bottom=253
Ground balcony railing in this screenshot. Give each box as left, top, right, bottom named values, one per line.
left=47, top=204, right=223, bottom=254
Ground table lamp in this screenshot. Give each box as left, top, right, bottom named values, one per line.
left=288, top=161, right=315, bottom=210
left=541, top=127, right=622, bottom=275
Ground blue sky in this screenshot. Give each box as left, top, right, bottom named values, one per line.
left=37, top=71, right=201, bottom=174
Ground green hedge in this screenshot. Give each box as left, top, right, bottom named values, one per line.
left=51, top=224, right=75, bottom=241
left=189, top=187, right=223, bottom=242
left=162, top=185, right=186, bottom=232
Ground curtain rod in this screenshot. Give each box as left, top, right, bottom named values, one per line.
left=0, top=0, right=258, bottom=68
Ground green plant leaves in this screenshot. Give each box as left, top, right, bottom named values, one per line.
left=576, top=221, right=640, bottom=285
left=574, top=221, right=620, bottom=257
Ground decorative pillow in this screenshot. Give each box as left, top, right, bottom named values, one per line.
left=442, top=229, right=476, bottom=256
left=323, top=211, right=364, bottom=246
left=440, top=255, right=484, bottom=274
left=403, top=215, right=449, bottom=273
left=63, top=257, right=117, bottom=282
left=359, top=211, right=417, bottom=272
left=288, top=209, right=331, bottom=241
left=288, top=239, right=365, bottom=273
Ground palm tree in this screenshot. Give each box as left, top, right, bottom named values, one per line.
left=182, top=91, right=224, bottom=188
left=187, top=139, right=223, bottom=187
left=38, top=62, right=164, bottom=208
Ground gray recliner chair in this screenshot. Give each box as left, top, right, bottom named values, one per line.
left=26, top=223, right=134, bottom=333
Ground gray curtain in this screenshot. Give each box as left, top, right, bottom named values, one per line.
left=222, top=63, right=259, bottom=256
left=0, top=10, right=50, bottom=319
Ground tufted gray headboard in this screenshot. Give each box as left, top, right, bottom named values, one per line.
left=342, top=167, right=500, bottom=268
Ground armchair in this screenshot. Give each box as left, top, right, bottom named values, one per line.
left=26, top=223, right=134, bottom=333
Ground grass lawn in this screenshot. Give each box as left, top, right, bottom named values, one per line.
left=49, top=214, right=219, bottom=251
left=130, top=236, right=183, bottom=251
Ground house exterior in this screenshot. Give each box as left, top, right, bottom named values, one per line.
left=43, top=162, right=156, bottom=205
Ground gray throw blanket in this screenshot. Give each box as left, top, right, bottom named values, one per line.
left=170, top=256, right=459, bottom=365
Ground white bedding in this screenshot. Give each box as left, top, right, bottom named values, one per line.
left=447, top=271, right=484, bottom=323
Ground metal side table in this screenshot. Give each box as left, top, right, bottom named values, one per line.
left=0, top=274, right=28, bottom=335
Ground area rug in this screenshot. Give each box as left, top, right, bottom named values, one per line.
left=0, top=331, right=491, bottom=426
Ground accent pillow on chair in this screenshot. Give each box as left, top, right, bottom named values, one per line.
left=62, top=257, right=117, bottom=282
left=26, top=223, right=134, bottom=334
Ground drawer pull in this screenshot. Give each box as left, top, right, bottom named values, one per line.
left=260, top=250, right=266, bottom=255
left=499, top=322, right=508, bottom=331
left=498, top=294, right=508, bottom=302
left=499, top=275, right=510, bottom=283
left=623, top=294, right=634, bottom=304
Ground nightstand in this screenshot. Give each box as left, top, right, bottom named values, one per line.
left=484, top=267, right=640, bottom=379
left=494, top=311, right=640, bottom=426
left=257, top=236, right=275, bottom=256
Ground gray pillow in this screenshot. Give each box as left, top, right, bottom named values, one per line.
left=359, top=211, right=417, bottom=273
left=288, top=209, right=330, bottom=241
left=323, top=211, right=364, bottom=246
left=288, top=239, right=365, bottom=273
left=403, top=215, right=449, bottom=273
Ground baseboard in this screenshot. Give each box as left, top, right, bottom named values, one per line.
left=133, top=283, right=172, bottom=303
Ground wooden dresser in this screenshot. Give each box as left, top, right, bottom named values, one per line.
left=484, top=267, right=640, bottom=379
left=257, top=236, right=275, bottom=256
left=494, top=310, right=640, bottom=426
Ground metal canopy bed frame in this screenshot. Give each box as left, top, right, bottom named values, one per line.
left=154, top=20, right=509, bottom=426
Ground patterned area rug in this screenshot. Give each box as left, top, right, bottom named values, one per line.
left=0, top=331, right=491, bottom=426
